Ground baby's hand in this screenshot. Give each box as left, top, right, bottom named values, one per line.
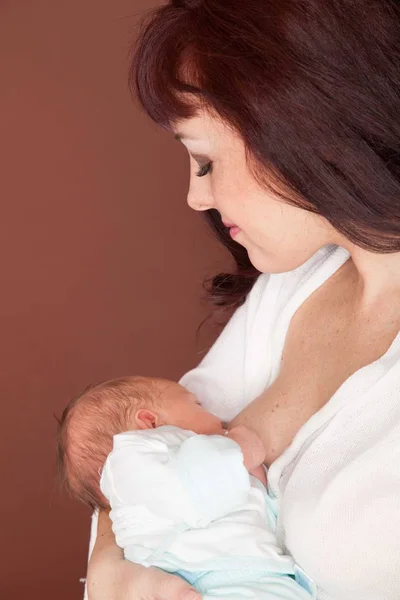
left=226, top=426, right=266, bottom=472
left=248, top=464, right=268, bottom=486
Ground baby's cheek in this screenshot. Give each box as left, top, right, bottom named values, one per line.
left=209, top=415, right=225, bottom=434
left=194, top=413, right=223, bottom=435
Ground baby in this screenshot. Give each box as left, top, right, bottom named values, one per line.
left=57, top=376, right=315, bottom=599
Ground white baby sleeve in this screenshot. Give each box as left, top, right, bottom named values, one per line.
left=100, top=429, right=251, bottom=528
left=175, top=434, right=251, bottom=526
left=100, top=430, right=193, bottom=523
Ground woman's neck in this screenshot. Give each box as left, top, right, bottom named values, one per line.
left=340, top=241, right=400, bottom=310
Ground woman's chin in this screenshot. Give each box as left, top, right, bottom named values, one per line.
left=246, top=247, right=281, bottom=274
left=247, top=247, right=312, bottom=275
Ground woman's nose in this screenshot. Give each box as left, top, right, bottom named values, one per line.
left=187, top=184, right=214, bottom=212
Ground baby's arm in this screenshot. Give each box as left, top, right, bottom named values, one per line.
left=226, top=426, right=267, bottom=486
left=103, top=429, right=265, bottom=532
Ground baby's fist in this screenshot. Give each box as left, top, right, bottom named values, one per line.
left=226, top=425, right=266, bottom=472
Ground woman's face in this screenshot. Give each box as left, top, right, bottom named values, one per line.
left=174, top=109, right=339, bottom=273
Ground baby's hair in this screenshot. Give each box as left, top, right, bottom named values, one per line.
left=57, top=375, right=162, bottom=510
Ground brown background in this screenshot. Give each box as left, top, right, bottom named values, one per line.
left=0, top=1, right=228, bottom=598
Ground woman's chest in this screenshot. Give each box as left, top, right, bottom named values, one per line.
left=239, top=268, right=400, bottom=464
left=278, top=265, right=400, bottom=408
left=238, top=309, right=397, bottom=467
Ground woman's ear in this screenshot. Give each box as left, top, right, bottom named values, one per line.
left=135, top=409, right=158, bottom=430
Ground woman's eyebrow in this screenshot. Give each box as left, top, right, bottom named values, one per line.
left=191, top=153, right=210, bottom=163
left=175, top=132, right=199, bottom=142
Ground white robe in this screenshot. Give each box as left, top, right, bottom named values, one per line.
left=87, top=245, right=400, bottom=600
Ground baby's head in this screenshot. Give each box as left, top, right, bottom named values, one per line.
left=57, top=375, right=223, bottom=510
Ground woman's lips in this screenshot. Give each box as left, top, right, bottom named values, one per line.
left=228, top=226, right=241, bottom=238
left=223, top=221, right=241, bottom=238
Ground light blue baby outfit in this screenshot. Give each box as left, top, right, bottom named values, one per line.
left=100, top=426, right=315, bottom=599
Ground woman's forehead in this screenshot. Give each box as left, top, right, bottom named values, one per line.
left=174, top=112, right=236, bottom=148
left=174, top=113, right=212, bottom=137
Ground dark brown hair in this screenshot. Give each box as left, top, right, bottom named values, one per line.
left=130, top=0, right=400, bottom=310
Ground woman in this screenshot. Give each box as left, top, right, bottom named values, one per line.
left=87, top=1, right=400, bottom=599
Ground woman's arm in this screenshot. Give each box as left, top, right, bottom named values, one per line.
left=86, top=511, right=201, bottom=600
left=86, top=511, right=121, bottom=591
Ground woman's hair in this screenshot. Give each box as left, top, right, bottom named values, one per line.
left=130, top=0, right=400, bottom=310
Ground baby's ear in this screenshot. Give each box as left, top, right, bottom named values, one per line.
left=135, top=409, right=158, bottom=430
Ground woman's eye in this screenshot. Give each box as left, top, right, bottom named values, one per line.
left=196, top=162, right=213, bottom=178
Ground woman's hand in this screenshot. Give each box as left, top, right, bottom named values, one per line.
left=87, top=511, right=201, bottom=600
left=88, top=558, right=201, bottom=600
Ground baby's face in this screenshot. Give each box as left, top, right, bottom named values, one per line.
left=161, top=382, right=224, bottom=435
